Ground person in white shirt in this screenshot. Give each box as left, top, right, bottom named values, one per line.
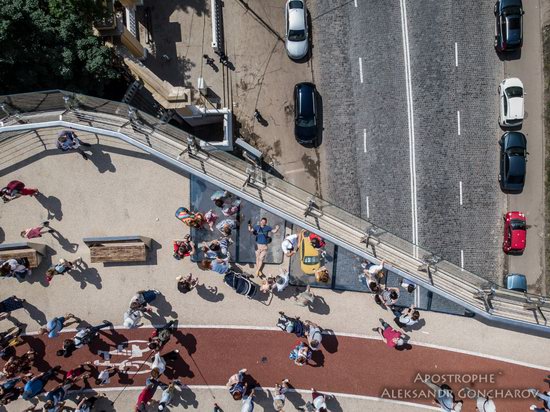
left=123, top=309, right=143, bottom=328
left=272, top=269, right=290, bottom=293
left=393, top=305, right=420, bottom=328
left=281, top=234, right=299, bottom=257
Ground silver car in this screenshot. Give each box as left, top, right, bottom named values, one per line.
left=285, top=0, right=308, bottom=60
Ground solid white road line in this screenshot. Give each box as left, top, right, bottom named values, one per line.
left=366, top=195, right=370, bottom=218
left=457, top=110, right=461, bottom=135
left=363, top=128, right=367, bottom=153
left=399, top=0, right=418, bottom=246
left=354, top=0, right=358, bottom=7
left=359, top=57, right=364, bottom=83
left=76, top=386, right=440, bottom=410
left=25, top=324, right=549, bottom=370
left=460, top=249, right=464, bottom=269
left=459, top=181, right=463, bottom=205
left=454, top=42, right=458, bottom=67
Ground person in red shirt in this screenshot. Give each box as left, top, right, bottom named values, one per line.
left=135, top=381, right=157, bottom=412
left=376, top=318, right=406, bottom=348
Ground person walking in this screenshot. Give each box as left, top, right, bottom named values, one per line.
left=226, top=368, right=248, bottom=401
left=22, top=366, right=61, bottom=400
left=56, top=130, right=92, bottom=160
left=148, top=319, right=178, bottom=351
left=475, top=395, right=496, bottom=412
left=45, top=257, right=82, bottom=284
left=241, top=388, right=256, bottom=412
left=20, top=221, right=53, bottom=239
left=43, top=381, right=74, bottom=411
left=293, top=285, right=316, bottom=308
left=0, top=180, right=38, bottom=203
left=123, top=308, right=143, bottom=328
left=314, top=266, right=330, bottom=284
left=272, top=379, right=290, bottom=411
left=95, top=365, right=122, bottom=386
left=56, top=321, right=112, bottom=357
left=304, top=320, right=323, bottom=351
left=290, top=342, right=312, bottom=366
left=216, top=217, right=238, bottom=237
left=281, top=233, right=299, bottom=257
left=150, top=350, right=179, bottom=379
left=74, top=393, right=107, bottom=412
left=40, top=313, right=80, bottom=338
left=135, top=380, right=159, bottom=412
left=528, top=388, right=550, bottom=410
left=157, top=380, right=183, bottom=411
left=375, top=318, right=406, bottom=349
left=248, top=218, right=280, bottom=277
left=272, top=269, right=290, bottom=294
left=422, top=378, right=463, bottom=411
left=299, top=388, right=329, bottom=412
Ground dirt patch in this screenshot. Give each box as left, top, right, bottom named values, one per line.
left=301, top=151, right=322, bottom=194
left=544, top=24, right=550, bottom=294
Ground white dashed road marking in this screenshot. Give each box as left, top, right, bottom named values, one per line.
left=455, top=42, right=458, bottom=67
left=363, top=128, right=367, bottom=153
left=359, top=57, right=363, bottom=83
left=459, top=181, right=463, bottom=205
left=457, top=110, right=461, bottom=136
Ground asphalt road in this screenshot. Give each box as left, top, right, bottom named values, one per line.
left=312, top=0, right=505, bottom=282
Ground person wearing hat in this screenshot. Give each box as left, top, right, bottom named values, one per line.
left=281, top=234, right=299, bottom=257
left=300, top=388, right=329, bottom=411
left=476, top=395, right=496, bottom=412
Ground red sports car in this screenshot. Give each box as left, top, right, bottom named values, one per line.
left=503, top=211, right=526, bottom=255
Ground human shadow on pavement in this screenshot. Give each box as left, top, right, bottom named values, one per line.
left=326, top=394, right=344, bottom=412
left=310, top=295, right=330, bottom=315
left=70, top=260, right=102, bottom=290
left=195, top=283, right=224, bottom=302
left=310, top=350, right=324, bottom=367
left=401, top=318, right=426, bottom=332
left=320, top=329, right=338, bottom=353
left=150, top=292, right=178, bottom=318
left=173, top=330, right=197, bottom=356
left=171, top=384, right=199, bottom=409
left=87, top=145, right=116, bottom=174
left=0, top=227, right=4, bottom=244
left=22, top=299, right=47, bottom=326
left=164, top=353, right=194, bottom=380
left=49, top=228, right=79, bottom=253
left=285, top=384, right=306, bottom=409
left=34, top=192, right=63, bottom=221
left=22, top=335, right=50, bottom=372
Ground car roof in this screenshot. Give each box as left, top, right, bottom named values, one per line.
left=288, top=6, right=305, bottom=31
left=507, top=155, right=526, bottom=176
left=296, top=83, right=315, bottom=116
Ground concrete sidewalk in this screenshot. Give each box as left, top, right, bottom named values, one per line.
left=0, top=132, right=549, bottom=411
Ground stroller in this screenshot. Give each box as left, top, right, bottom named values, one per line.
left=223, top=271, right=257, bottom=298
left=276, top=313, right=305, bottom=337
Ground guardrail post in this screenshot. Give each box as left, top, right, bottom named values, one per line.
left=473, top=288, right=495, bottom=313
left=242, top=165, right=266, bottom=189
left=0, top=103, right=25, bottom=124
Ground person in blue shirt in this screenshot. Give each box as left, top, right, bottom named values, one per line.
left=248, top=217, right=279, bottom=277
left=22, top=366, right=61, bottom=400
left=40, top=313, right=80, bottom=338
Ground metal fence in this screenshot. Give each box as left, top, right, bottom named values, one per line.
left=0, top=90, right=548, bottom=333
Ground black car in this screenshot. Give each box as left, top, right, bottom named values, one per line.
left=294, top=82, right=317, bottom=146
left=499, top=131, right=527, bottom=194
left=494, top=0, right=523, bottom=52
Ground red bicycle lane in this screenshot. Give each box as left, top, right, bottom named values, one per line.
left=11, top=327, right=548, bottom=411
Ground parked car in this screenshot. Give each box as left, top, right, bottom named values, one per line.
left=285, top=0, right=308, bottom=60
left=499, top=132, right=527, bottom=194
left=294, top=82, right=318, bottom=145
left=503, top=211, right=526, bottom=255
left=494, top=0, right=523, bottom=52
left=499, top=78, right=524, bottom=127
left=299, top=230, right=321, bottom=275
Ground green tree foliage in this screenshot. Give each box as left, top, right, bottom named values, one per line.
left=0, top=0, right=124, bottom=96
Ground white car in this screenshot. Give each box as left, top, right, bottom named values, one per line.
left=499, top=78, right=524, bottom=127
left=285, top=0, right=308, bottom=60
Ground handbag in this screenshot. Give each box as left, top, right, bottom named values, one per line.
left=256, top=226, right=272, bottom=244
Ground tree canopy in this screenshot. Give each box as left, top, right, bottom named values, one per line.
left=0, top=0, right=126, bottom=97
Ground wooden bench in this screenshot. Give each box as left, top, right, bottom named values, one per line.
left=83, top=236, right=151, bottom=263
left=0, top=242, right=46, bottom=268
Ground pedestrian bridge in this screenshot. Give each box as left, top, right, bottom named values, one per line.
left=0, top=90, right=548, bottom=333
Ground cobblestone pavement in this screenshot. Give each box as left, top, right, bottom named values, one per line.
left=311, top=0, right=504, bottom=282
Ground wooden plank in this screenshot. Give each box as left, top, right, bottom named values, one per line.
left=0, top=249, right=40, bottom=268
left=90, top=243, right=146, bottom=263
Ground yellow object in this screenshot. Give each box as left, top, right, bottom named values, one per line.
left=299, top=230, right=321, bottom=275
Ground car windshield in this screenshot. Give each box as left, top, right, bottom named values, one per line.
left=289, top=1, right=303, bottom=9
left=508, top=174, right=524, bottom=183
left=506, top=86, right=523, bottom=98
left=508, top=147, right=525, bottom=155
left=297, top=117, right=315, bottom=127
left=304, top=256, right=319, bottom=264
left=504, top=6, right=522, bottom=16
left=288, top=29, right=306, bottom=42
left=511, top=219, right=526, bottom=230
